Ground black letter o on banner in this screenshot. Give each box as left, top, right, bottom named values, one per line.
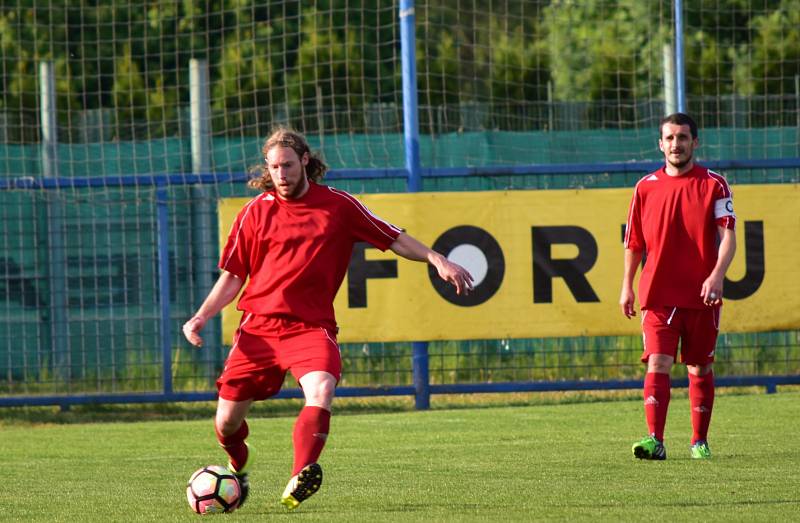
left=427, top=225, right=504, bottom=306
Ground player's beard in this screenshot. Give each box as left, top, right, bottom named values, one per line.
left=667, top=150, right=693, bottom=170
left=272, top=165, right=310, bottom=199
left=278, top=173, right=309, bottom=199
left=286, top=175, right=309, bottom=199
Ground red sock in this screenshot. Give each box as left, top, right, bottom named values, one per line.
left=689, top=372, right=715, bottom=444
left=215, top=420, right=249, bottom=472
left=292, top=406, right=331, bottom=475
left=643, top=372, right=670, bottom=441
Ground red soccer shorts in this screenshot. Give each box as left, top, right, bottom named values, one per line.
left=640, top=306, right=721, bottom=366
left=216, top=313, right=342, bottom=402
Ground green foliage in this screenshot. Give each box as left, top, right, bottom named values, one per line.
left=732, top=0, right=800, bottom=95
left=0, top=1, right=798, bottom=138
left=543, top=0, right=668, bottom=102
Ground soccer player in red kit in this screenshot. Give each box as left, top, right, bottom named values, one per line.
left=620, top=113, right=736, bottom=460
left=182, top=128, right=473, bottom=510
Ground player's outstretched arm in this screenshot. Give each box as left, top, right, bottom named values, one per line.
left=182, top=270, right=245, bottom=347
left=389, top=232, right=474, bottom=295
left=620, top=248, right=643, bottom=319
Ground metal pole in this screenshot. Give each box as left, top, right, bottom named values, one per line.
left=156, top=185, right=173, bottom=394
left=400, top=0, right=430, bottom=410
left=412, top=343, right=430, bottom=410
left=795, top=74, right=800, bottom=156
left=400, top=0, right=422, bottom=193
left=40, top=61, right=70, bottom=384
left=189, top=59, right=219, bottom=380
left=663, top=44, right=676, bottom=115
left=795, top=74, right=799, bottom=126
left=190, top=59, right=211, bottom=175
left=674, top=0, right=687, bottom=113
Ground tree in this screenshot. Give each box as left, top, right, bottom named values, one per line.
left=541, top=0, right=669, bottom=102
left=732, top=0, right=800, bottom=96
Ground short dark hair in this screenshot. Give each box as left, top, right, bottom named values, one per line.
left=659, top=112, right=698, bottom=139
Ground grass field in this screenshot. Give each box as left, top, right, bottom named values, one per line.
left=1, top=391, right=798, bottom=522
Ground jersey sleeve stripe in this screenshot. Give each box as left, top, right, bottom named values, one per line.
left=327, top=187, right=403, bottom=240
left=221, top=195, right=260, bottom=271
left=706, top=169, right=732, bottom=198
left=624, top=177, right=646, bottom=248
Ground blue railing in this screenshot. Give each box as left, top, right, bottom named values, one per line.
left=2, top=158, right=799, bottom=409
left=2, top=0, right=799, bottom=409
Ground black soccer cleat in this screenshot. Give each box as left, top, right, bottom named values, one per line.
left=226, top=442, right=252, bottom=508
left=234, top=471, right=249, bottom=508
left=281, top=463, right=323, bottom=510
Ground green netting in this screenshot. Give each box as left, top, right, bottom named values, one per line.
left=2, top=128, right=799, bottom=178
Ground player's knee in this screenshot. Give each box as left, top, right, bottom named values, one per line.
left=304, top=380, right=335, bottom=408
left=646, top=354, right=674, bottom=374
left=215, top=412, right=242, bottom=437
left=688, top=363, right=713, bottom=376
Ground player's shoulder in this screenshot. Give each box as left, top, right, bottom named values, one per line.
left=633, top=169, right=662, bottom=190
left=236, top=192, right=275, bottom=221
left=697, top=165, right=733, bottom=194
left=247, top=192, right=277, bottom=209
left=703, top=167, right=729, bottom=183
left=317, top=184, right=363, bottom=207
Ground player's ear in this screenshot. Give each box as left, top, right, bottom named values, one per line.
left=301, top=152, right=310, bottom=166
left=658, top=139, right=664, bottom=152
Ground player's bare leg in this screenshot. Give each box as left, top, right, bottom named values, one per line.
left=281, top=371, right=335, bottom=510
left=216, top=398, right=254, bottom=507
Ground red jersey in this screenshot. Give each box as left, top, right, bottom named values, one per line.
left=624, top=164, right=735, bottom=310
left=219, top=182, right=402, bottom=331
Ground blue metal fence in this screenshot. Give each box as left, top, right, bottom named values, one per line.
left=2, top=161, right=799, bottom=409
left=1, top=1, right=799, bottom=409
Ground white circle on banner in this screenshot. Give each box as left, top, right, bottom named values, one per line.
left=447, top=244, right=488, bottom=287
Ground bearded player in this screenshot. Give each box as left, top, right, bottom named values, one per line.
left=182, top=127, right=473, bottom=510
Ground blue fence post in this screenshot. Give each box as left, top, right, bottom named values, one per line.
left=674, top=0, right=687, bottom=113
left=400, top=0, right=430, bottom=410
left=156, top=184, right=173, bottom=395
left=412, top=343, right=430, bottom=410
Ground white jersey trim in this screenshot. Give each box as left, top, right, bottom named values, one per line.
left=326, top=187, right=402, bottom=241
left=706, top=169, right=735, bottom=228
left=221, top=195, right=261, bottom=271
left=706, top=169, right=732, bottom=198
left=624, top=175, right=649, bottom=248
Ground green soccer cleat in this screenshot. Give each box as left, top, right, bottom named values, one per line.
left=690, top=441, right=711, bottom=459
left=632, top=435, right=667, bottom=460
left=227, top=442, right=252, bottom=509
left=281, top=463, right=323, bottom=510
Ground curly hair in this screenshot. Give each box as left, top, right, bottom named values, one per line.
left=247, top=127, right=328, bottom=192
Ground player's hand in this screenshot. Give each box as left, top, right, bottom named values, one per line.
left=701, top=277, right=723, bottom=307
left=619, top=287, right=637, bottom=318
left=182, top=315, right=207, bottom=347
left=436, top=258, right=474, bottom=295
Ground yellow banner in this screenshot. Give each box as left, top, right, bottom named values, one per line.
left=219, top=184, right=799, bottom=342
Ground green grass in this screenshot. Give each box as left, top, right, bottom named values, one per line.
left=1, top=392, right=799, bottom=522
